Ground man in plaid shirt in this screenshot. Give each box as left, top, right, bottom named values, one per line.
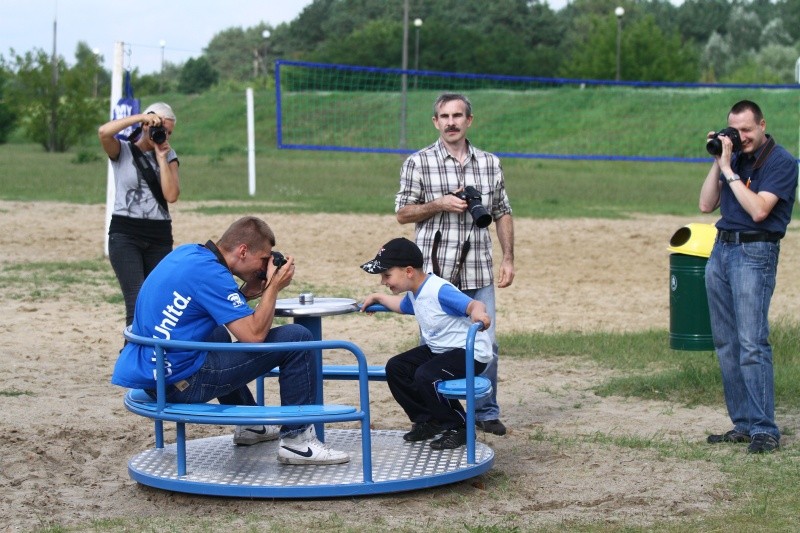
left=395, top=93, right=515, bottom=436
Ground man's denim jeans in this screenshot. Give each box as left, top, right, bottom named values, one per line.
left=158, top=324, right=316, bottom=437
left=463, top=285, right=500, bottom=421
left=705, top=240, right=780, bottom=439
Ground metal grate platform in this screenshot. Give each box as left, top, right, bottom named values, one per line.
left=128, top=429, right=494, bottom=497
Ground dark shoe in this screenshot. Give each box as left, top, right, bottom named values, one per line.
left=403, top=422, right=442, bottom=442
left=430, top=427, right=467, bottom=450
left=747, top=433, right=780, bottom=454
left=707, top=429, right=751, bottom=444
left=476, top=419, right=507, bottom=436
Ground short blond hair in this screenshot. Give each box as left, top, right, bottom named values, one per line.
left=217, top=216, right=276, bottom=253
left=143, top=102, right=177, bottom=123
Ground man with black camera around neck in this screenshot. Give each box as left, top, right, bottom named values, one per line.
left=699, top=100, right=798, bottom=454
left=395, top=93, right=515, bottom=436
left=111, top=216, right=350, bottom=465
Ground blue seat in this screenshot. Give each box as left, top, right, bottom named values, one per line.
left=121, top=331, right=374, bottom=479
left=125, top=389, right=358, bottom=425
left=436, top=376, right=492, bottom=400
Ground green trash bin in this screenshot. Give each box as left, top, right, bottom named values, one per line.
left=668, top=224, right=716, bottom=351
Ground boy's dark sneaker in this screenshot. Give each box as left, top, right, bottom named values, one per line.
left=706, top=429, right=751, bottom=444
left=476, top=419, right=507, bottom=436
left=747, top=433, right=780, bottom=454
left=430, top=428, right=467, bottom=450
left=403, top=422, right=442, bottom=442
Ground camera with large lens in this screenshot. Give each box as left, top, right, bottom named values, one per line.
left=706, top=127, right=742, bottom=156
left=149, top=125, right=168, bottom=145
left=452, top=185, right=492, bottom=228
left=256, top=251, right=288, bottom=280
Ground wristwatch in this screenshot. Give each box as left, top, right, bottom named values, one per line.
left=724, top=173, right=741, bottom=184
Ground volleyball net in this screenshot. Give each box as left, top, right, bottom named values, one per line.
left=275, top=60, right=800, bottom=163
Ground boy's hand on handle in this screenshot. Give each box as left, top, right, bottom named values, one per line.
left=360, top=294, right=380, bottom=313
left=474, top=313, right=491, bottom=331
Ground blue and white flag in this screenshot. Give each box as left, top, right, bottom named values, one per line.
left=112, top=71, right=140, bottom=140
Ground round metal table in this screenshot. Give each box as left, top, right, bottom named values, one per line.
left=274, top=294, right=360, bottom=440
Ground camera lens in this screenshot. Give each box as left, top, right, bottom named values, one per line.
left=706, top=138, right=723, bottom=156
left=271, top=251, right=287, bottom=268
left=468, top=202, right=492, bottom=228
left=149, top=127, right=167, bottom=144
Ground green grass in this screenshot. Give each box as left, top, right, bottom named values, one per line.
left=0, top=258, right=121, bottom=304
left=0, top=142, right=710, bottom=218
left=1, top=84, right=771, bottom=217
left=501, top=321, right=800, bottom=410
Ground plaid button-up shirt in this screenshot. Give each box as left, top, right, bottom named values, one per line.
left=395, top=138, right=512, bottom=290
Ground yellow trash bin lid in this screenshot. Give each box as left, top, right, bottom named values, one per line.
left=668, top=223, right=717, bottom=258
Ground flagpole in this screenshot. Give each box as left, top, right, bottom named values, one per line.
left=104, top=42, right=124, bottom=256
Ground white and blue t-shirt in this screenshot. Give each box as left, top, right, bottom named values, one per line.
left=400, top=274, right=493, bottom=364
left=111, top=244, right=253, bottom=389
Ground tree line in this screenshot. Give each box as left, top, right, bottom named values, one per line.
left=2, top=0, right=799, bottom=151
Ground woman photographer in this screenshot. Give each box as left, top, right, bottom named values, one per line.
left=98, top=102, right=180, bottom=327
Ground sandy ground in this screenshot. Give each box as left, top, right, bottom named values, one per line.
left=1, top=200, right=798, bottom=531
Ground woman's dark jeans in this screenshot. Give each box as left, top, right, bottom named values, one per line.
left=108, top=233, right=172, bottom=326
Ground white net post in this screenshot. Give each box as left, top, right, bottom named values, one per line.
left=247, top=87, right=256, bottom=196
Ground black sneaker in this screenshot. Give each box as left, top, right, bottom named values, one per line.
left=403, top=422, right=442, bottom=442
left=707, top=429, right=751, bottom=444
left=430, top=428, right=467, bottom=450
left=747, top=433, right=780, bottom=454
left=476, top=419, right=507, bottom=436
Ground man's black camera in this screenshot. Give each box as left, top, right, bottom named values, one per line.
left=271, top=251, right=287, bottom=269
left=453, top=186, right=492, bottom=228
left=149, top=125, right=168, bottom=145
left=706, top=127, right=742, bottom=156
left=256, top=251, right=287, bottom=280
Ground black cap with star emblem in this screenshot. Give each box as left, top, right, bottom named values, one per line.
left=360, top=237, right=424, bottom=274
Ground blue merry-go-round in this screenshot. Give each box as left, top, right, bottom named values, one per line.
left=121, top=301, right=494, bottom=498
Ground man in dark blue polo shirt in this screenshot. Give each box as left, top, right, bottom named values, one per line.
left=699, top=100, right=797, bottom=454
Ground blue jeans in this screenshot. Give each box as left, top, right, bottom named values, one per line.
left=154, top=324, right=316, bottom=438
left=463, top=285, right=500, bottom=421
left=705, top=240, right=780, bottom=439
left=108, top=233, right=172, bottom=326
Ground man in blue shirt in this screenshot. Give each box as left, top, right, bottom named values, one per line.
left=699, top=100, right=798, bottom=454
left=111, top=216, right=349, bottom=465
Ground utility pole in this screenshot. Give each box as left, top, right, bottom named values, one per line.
left=49, top=16, right=58, bottom=152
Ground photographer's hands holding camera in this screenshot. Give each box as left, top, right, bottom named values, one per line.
left=441, top=187, right=471, bottom=213
left=707, top=130, right=736, bottom=177
left=240, top=253, right=295, bottom=301
left=139, top=113, right=173, bottom=160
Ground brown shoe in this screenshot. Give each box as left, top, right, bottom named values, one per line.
left=747, top=433, right=780, bottom=454
left=476, top=419, right=507, bottom=436
left=707, top=429, right=751, bottom=444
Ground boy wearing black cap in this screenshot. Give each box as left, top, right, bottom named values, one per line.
left=360, top=237, right=492, bottom=450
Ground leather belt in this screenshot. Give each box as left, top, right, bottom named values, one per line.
left=716, top=230, right=782, bottom=244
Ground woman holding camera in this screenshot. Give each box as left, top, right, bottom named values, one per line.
left=98, top=102, right=180, bottom=327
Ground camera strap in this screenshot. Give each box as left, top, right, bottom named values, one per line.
left=129, top=142, right=169, bottom=213
left=202, top=240, right=229, bottom=270
left=431, top=224, right=474, bottom=289
left=431, top=230, right=442, bottom=277
left=451, top=237, right=471, bottom=289
left=752, top=136, right=775, bottom=171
